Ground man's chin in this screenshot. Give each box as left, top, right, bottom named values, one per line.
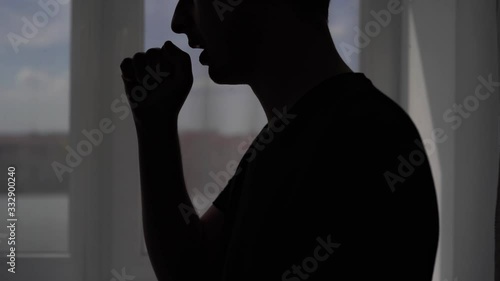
left=207, top=65, right=246, bottom=85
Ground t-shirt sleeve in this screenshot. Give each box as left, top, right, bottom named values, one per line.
left=211, top=156, right=249, bottom=215
left=212, top=142, right=254, bottom=214
left=212, top=126, right=268, bottom=214
left=212, top=175, right=236, bottom=213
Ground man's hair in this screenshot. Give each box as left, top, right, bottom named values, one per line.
left=291, top=0, right=331, bottom=23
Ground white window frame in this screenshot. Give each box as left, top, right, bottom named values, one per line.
left=69, top=0, right=153, bottom=280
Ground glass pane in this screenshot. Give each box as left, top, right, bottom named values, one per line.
left=0, top=0, right=71, bottom=254
left=329, top=0, right=361, bottom=71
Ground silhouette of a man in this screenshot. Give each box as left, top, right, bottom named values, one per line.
left=120, top=1, right=440, bottom=280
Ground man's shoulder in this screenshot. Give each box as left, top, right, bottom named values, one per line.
left=347, top=87, right=417, bottom=136
left=311, top=82, right=418, bottom=139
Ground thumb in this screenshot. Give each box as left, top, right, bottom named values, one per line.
left=161, top=41, right=193, bottom=76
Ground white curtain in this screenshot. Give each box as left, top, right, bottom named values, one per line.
left=361, top=1, right=499, bottom=281
left=398, top=1, right=499, bottom=281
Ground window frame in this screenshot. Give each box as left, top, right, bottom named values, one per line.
left=68, top=0, right=153, bottom=280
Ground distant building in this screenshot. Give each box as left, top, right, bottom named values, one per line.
left=0, top=131, right=255, bottom=195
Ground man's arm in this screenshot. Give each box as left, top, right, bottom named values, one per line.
left=136, top=119, right=227, bottom=281
left=121, top=41, right=227, bottom=281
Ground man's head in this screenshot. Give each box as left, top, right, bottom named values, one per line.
left=288, top=0, right=331, bottom=24
left=171, top=0, right=332, bottom=84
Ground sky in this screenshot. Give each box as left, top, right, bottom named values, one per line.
left=0, top=0, right=70, bottom=134
left=0, top=0, right=359, bottom=135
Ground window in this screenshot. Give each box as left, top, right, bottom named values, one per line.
left=0, top=0, right=73, bottom=280
left=1, top=0, right=497, bottom=280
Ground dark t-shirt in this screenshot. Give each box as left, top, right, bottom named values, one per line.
left=212, top=73, right=440, bottom=281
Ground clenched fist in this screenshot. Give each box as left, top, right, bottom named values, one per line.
left=120, top=41, right=193, bottom=126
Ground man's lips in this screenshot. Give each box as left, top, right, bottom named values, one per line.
left=188, top=41, right=204, bottom=49
left=187, top=38, right=208, bottom=64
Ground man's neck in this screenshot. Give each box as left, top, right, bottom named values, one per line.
left=248, top=22, right=353, bottom=124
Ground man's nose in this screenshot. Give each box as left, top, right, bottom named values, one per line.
left=171, top=1, right=191, bottom=34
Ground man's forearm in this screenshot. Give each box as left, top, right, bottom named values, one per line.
left=135, top=118, right=204, bottom=280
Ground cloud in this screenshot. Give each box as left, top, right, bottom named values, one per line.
left=1, top=67, right=69, bottom=134
left=27, top=11, right=70, bottom=48
left=0, top=0, right=71, bottom=55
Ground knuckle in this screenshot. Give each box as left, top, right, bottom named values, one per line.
left=146, top=48, right=162, bottom=64
left=132, top=52, right=146, bottom=62
left=146, top=48, right=161, bottom=56
left=162, top=40, right=174, bottom=49
left=120, top=57, right=131, bottom=65
left=120, top=57, right=132, bottom=69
